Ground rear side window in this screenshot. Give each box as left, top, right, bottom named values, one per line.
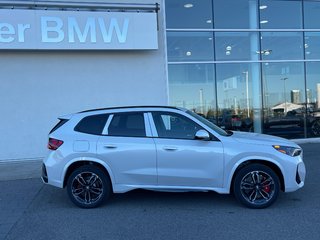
left=74, top=114, right=109, bottom=135
left=49, top=119, right=69, bottom=134
left=108, top=112, right=146, bottom=137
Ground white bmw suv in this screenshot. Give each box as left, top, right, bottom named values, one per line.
left=42, top=106, right=306, bottom=208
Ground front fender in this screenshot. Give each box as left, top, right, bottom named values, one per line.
left=224, top=154, right=285, bottom=193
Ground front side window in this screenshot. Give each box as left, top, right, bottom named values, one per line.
left=152, top=112, right=202, bottom=139
left=108, top=112, right=146, bottom=137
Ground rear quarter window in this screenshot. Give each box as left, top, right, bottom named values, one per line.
left=49, top=119, right=69, bottom=134
left=74, top=114, right=109, bottom=135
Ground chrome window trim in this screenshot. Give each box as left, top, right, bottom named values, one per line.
left=147, top=112, right=158, bottom=137
left=144, top=113, right=152, bottom=137
left=102, top=114, right=114, bottom=135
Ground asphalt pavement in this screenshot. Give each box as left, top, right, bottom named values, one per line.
left=0, top=143, right=320, bottom=240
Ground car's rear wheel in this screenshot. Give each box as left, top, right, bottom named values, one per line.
left=233, top=164, right=280, bottom=209
left=67, top=165, right=111, bottom=208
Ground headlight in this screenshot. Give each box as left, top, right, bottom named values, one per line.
left=272, top=145, right=302, bottom=157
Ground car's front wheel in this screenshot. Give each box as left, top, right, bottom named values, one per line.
left=67, top=165, right=111, bottom=208
left=233, top=164, right=280, bottom=209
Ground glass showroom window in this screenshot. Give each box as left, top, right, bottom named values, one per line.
left=165, top=0, right=213, bottom=29
left=305, top=62, right=320, bottom=138
left=304, top=0, right=320, bottom=29
left=215, top=63, right=261, bottom=133
left=213, top=0, right=258, bottom=29
left=304, top=32, right=320, bottom=60
left=167, top=32, right=214, bottom=62
left=262, top=62, right=306, bottom=139
left=260, top=32, right=304, bottom=60
left=168, top=64, right=216, bottom=120
left=259, top=0, right=302, bottom=29
left=215, top=32, right=259, bottom=61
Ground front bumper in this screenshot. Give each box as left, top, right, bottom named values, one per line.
left=296, top=162, right=306, bottom=185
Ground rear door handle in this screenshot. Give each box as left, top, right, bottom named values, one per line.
left=163, top=146, right=178, bottom=151
left=104, top=144, right=117, bottom=149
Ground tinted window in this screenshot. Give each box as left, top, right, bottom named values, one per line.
left=108, top=112, right=146, bottom=137
left=304, top=1, right=320, bottom=29
left=74, top=114, right=109, bottom=135
left=167, top=32, right=214, bottom=62
left=166, top=0, right=213, bottom=29
left=152, top=112, right=202, bottom=140
left=259, top=0, right=302, bottom=29
left=213, top=0, right=253, bottom=29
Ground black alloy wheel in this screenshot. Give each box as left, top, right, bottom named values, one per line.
left=67, top=165, right=111, bottom=208
left=233, top=164, right=280, bottom=209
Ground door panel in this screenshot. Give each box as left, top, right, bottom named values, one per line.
left=150, top=111, right=224, bottom=188
left=155, top=138, right=224, bottom=188
left=97, top=136, right=157, bottom=185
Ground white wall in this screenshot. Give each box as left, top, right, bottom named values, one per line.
left=0, top=0, right=168, bottom=161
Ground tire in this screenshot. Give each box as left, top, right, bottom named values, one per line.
left=311, top=120, right=320, bottom=137
left=67, top=165, right=111, bottom=208
left=233, top=164, right=280, bottom=209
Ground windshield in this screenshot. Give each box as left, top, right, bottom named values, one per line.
left=186, top=110, right=230, bottom=137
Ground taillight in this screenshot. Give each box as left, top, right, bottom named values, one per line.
left=48, top=138, right=64, bottom=150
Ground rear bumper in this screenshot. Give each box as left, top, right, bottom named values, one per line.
left=41, top=163, right=48, bottom=183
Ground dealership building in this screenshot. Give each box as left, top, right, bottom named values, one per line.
left=1, top=0, right=320, bottom=162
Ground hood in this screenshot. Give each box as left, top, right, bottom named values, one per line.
left=230, top=131, right=300, bottom=148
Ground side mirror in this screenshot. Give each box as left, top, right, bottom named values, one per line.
left=195, top=130, right=210, bottom=141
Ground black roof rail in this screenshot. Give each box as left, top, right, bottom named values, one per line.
left=78, top=105, right=180, bottom=113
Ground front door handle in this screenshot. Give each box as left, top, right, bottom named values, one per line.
left=104, top=144, right=117, bottom=149
left=163, top=146, right=178, bottom=151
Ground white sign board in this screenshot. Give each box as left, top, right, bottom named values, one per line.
left=0, top=9, right=158, bottom=50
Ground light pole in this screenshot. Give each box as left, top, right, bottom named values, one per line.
left=243, top=71, right=250, bottom=118
left=199, top=88, right=204, bottom=114
left=281, top=77, right=288, bottom=114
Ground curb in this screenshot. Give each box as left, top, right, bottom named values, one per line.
left=292, top=138, right=320, bottom=144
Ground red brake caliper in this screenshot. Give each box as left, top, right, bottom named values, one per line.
left=263, top=177, right=271, bottom=193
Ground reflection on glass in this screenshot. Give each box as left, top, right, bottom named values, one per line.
left=213, top=0, right=255, bottom=29
left=262, top=62, right=306, bottom=138
left=166, top=0, right=213, bottom=29
left=305, top=62, right=320, bottom=138
left=304, top=32, right=320, bottom=60
left=216, top=63, right=260, bottom=132
left=215, top=32, right=259, bottom=61
left=167, top=32, right=214, bottom=62
left=168, top=64, right=216, bottom=120
left=259, top=0, right=302, bottom=29
left=164, top=0, right=320, bottom=139
left=304, top=1, right=320, bottom=29
left=260, top=32, right=303, bottom=60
